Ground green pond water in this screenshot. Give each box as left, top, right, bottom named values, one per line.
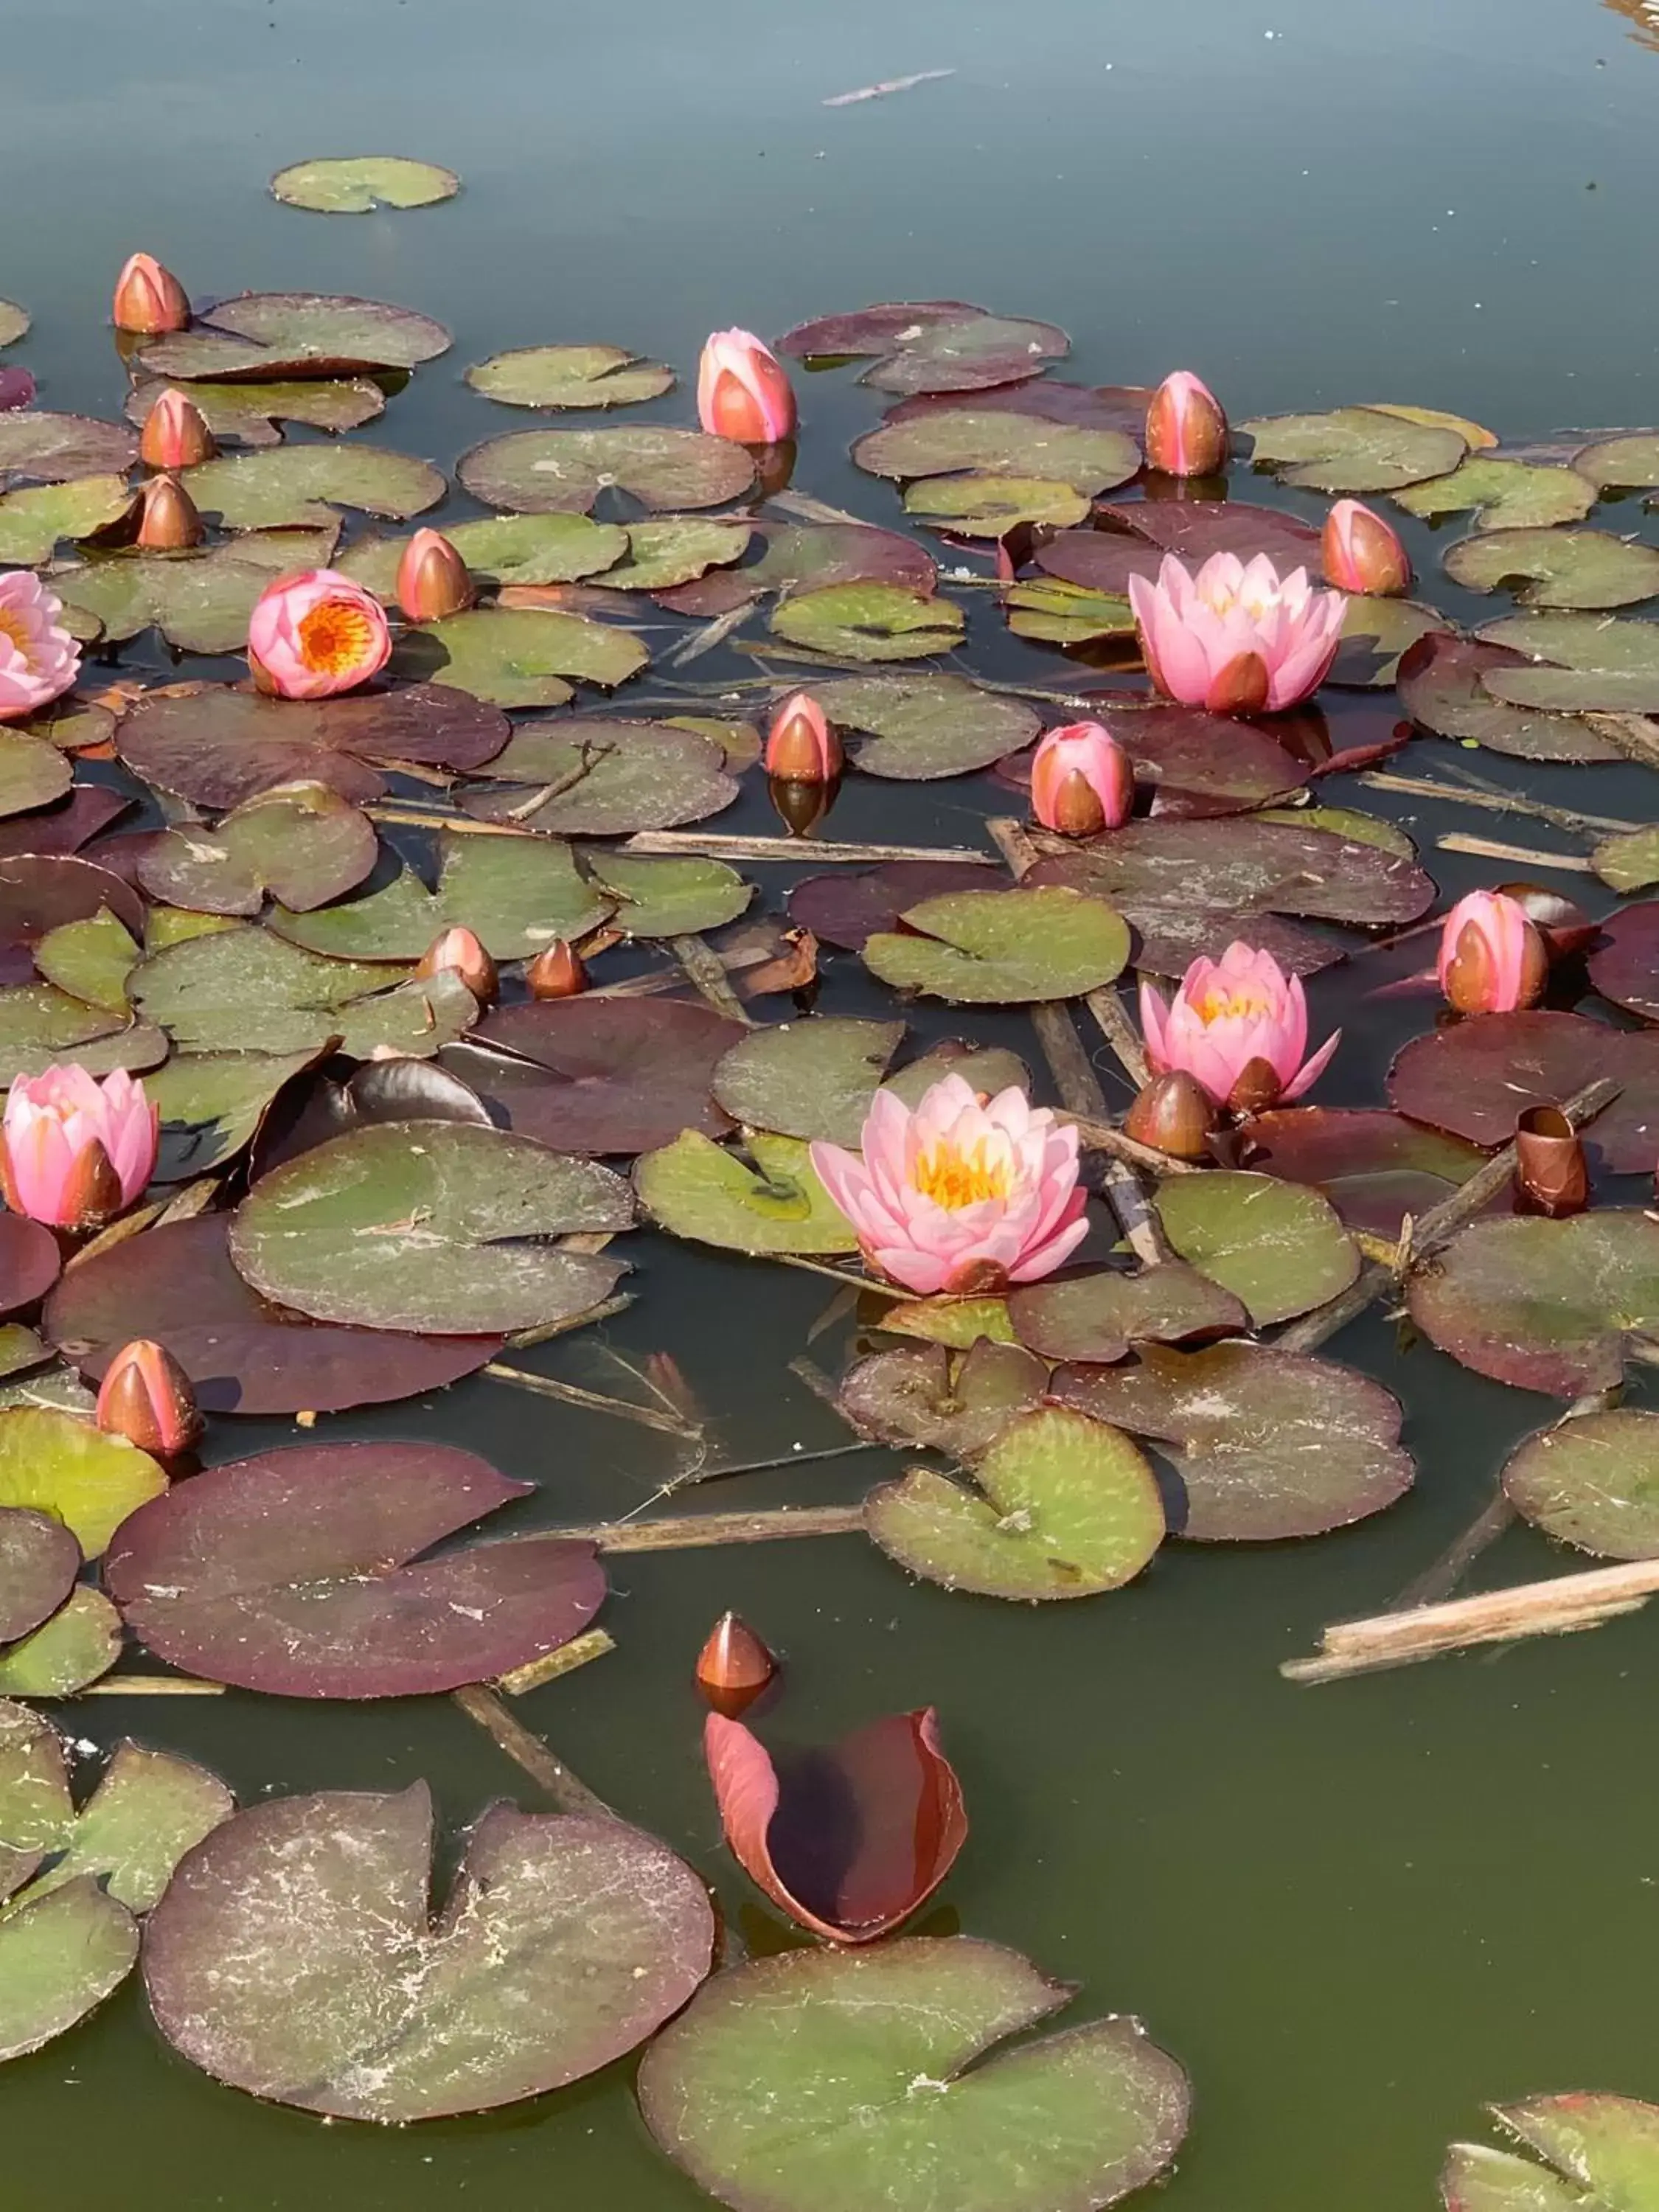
left=7, top=0, right=1659, bottom=2204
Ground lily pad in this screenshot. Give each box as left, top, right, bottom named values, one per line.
left=0, top=1406, right=165, bottom=1557
left=1475, top=612, right=1659, bottom=712
left=1592, top=826, right=1659, bottom=894
left=585, top=851, right=752, bottom=936
left=838, top=1340, right=1047, bottom=1460
left=1388, top=1010, right=1659, bottom=1169
left=0, top=1587, right=122, bottom=1697
left=138, top=782, right=378, bottom=916
left=882, top=1043, right=1031, bottom=1111
left=184, top=445, right=445, bottom=531
left=393, top=605, right=647, bottom=706
left=459, top=995, right=741, bottom=1155
left=863, top=886, right=1130, bottom=1004
left=458, top=720, right=735, bottom=832
left=144, top=1781, right=712, bottom=2121
left=268, top=829, right=611, bottom=959
left=782, top=300, right=1069, bottom=392
left=868, top=1404, right=1165, bottom=1600
left=341, top=512, right=629, bottom=596
left=1004, top=578, right=1135, bottom=645
left=116, top=681, right=509, bottom=807
left=788, top=860, right=1006, bottom=950
left=458, top=425, right=754, bottom=514
left=229, top=1121, right=631, bottom=1334
left=49, top=529, right=346, bottom=653
left=0, top=476, right=133, bottom=565
left=1329, top=595, right=1451, bottom=687
left=0, top=730, right=72, bottom=822
left=903, top=474, right=1090, bottom=535
left=1395, top=633, right=1626, bottom=762
left=852, top=411, right=1138, bottom=496
left=1409, top=1211, right=1659, bottom=1397
left=0, top=302, right=27, bottom=347
left=1444, top=527, right=1659, bottom=610
left=0, top=853, right=143, bottom=956
left=712, top=1018, right=904, bottom=1147
left=593, top=519, right=751, bottom=593
left=465, top=344, right=674, bottom=410
left=1035, top=504, right=1322, bottom=595
left=769, top=582, right=964, bottom=663
left=1007, top=1264, right=1248, bottom=1362
left=145, top=1048, right=325, bottom=1180
left=808, top=672, right=1039, bottom=780
left=657, top=521, right=937, bottom=618
left=0, top=412, right=138, bottom=488
left=0, top=984, right=165, bottom=1079
left=0, top=781, right=127, bottom=850
left=0, top=1217, right=60, bottom=1320
left=1054, top=1343, right=1414, bottom=1541
left=138, top=293, right=452, bottom=381
left=1238, top=1107, right=1486, bottom=1239
left=638, top=1936, right=1190, bottom=2212
left=635, top=1130, right=858, bottom=1255
left=1573, top=436, right=1659, bottom=490
left=32, top=906, right=140, bottom=1011
left=125, top=375, right=387, bottom=447
left=1241, top=406, right=1467, bottom=493
left=1586, top=901, right=1659, bottom=1017
left=105, top=1442, right=607, bottom=1697
left=270, top=155, right=459, bottom=212
left=1442, top=2095, right=1659, bottom=2212
left=1153, top=1171, right=1359, bottom=1326
left=1502, top=1408, right=1659, bottom=1558
left=0, top=1510, right=79, bottom=1647
left=0, top=1879, right=136, bottom=2062
left=1394, top=456, right=1596, bottom=530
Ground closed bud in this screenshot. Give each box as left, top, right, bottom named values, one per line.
left=1514, top=1105, right=1587, bottom=1219
left=1029, top=721, right=1133, bottom=837
left=1124, top=1070, right=1214, bottom=1161
left=112, top=253, right=190, bottom=335
left=697, top=330, right=796, bottom=445
left=765, top=692, right=840, bottom=783
left=1144, top=372, right=1228, bottom=478
left=135, top=473, right=204, bottom=550
left=526, top=939, right=586, bottom=998
left=96, top=1338, right=202, bottom=1456
left=415, top=925, right=497, bottom=1005
left=1439, top=891, right=1549, bottom=1015
left=1322, top=499, right=1411, bottom=597
left=140, top=386, right=217, bottom=469
left=695, top=1611, right=777, bottom=1717
left=396, top=528, right=473, bottom=622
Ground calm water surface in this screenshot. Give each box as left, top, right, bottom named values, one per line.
left=5, top=1, right=1659, bottom=2205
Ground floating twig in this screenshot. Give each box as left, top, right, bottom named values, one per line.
left=504, top=1293, right=633, bottom=1350
left=365, top=803, right=532, bottom=837
left=496, top=1626, right=616, bottom=1698
left=1361, top=768, right=1638, bottom=838
left=672, top=932, right=756, bottom=1023
left=480, top=1362, right=697, bottom=1435
left=623, top=829, right=995, bottom=866
left=823, top=66, right=956, bottom=105
left=669, top=602, right=754, bottom=667
left=81, top=1674, right=226, bottom=1697
left=451, top=1683, right=615, bottom=1818
left=773, top=1252, right=905, bottom=1295
left=563, top=1503, right=869, bottom=1551
left=1434, top=832, right=1596, bottom=873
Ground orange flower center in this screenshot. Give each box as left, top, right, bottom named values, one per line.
left=0, top=611, right=38, bottom=664
left=912, top=1139, right=1012, bottom=1211
left=1192, top=985, right=1270, bottom=1026
left=296, top=599, right=377, bottom=675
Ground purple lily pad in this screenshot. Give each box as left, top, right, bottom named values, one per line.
left=0, top=412, right=138, bottom=487
left=0, top=1214, right=61, bottom=1317
left=1237, top=1107, right=1489, bottom=1238
left=0, top=370, right=37, bottom=413
left=251, top=1057, right=493, bottom=1181
left=1587, top=901, right=1659, bottom=1019
left=787, top=861, right=1002, bottom=952
left=0, top=854, right=144, bottom=956
left=655, top=521, right=937, bottom=619
left=779, top=300, right=1068, bottom=394
left=998, top=706, right=1308, bottom=820
left=0, top=785, right=131, bottom=863
left=0, top=1506, right=80, bottom=1644
left=1035, top=503, right=1321, bottom=595
left=1387, top=1011, right=1659, bottom=1169
left=1396, top=631, right=1627, bottom=762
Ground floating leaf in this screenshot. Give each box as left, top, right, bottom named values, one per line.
left=782, top=300, right=1069, bottom=393
left=125, top=375, right=387, bottom=447
left=808, top=672, right=1038, bottom=780
left=138, top=293, right=452, bottom=380
left=1241, top=406, right=1467, bottom=492
left=458, top=720, right=736, bottom=832
left=1503, top=1408, right=1659, bottom=1558
left=585, top=851, right=751, bottom=936
left=0, top=1587, right=122, bottom=1697
left=1586, top=901, right=1659, bottom=1017
left=0, top=1879, right=135, bottom=2062
left=0, top=984, right=164, bottom=1080
left=1004, top=577, right=1135, bottom=644
left=1153, top=1172, right=1359, bottom=1326
left=0, top=302, right=27, bottom=347
left=592, top=518, right=751, bottom=593
left=0, top=854, right=143, bottom=957
left=639, top=1936, right=1190, bottom=2212
left=1112, top=707, right=1307, bottom=817
left=268, top=829, right=611, bottom=959
left=0, top=731, right=71, bottom=824
left=881, top=1042, right=1031, bottom=1111
left=145, top=1048, right=325, bottom=1180
left=0, top=782, right=126, bottom=850
left=867, top=1404, right=1166, bottom=1600
left=1330, top=594, right=1450, bottom=687
left=1444, top=527, right=1659, bottom=610
left=853, top=410, right=1138, bottom=495
left=138, top=783, right=378, bottom=916
left=0, top=413, right=138, bottom=487
left=7, top=1731, right=233, bottom=1916
left=49, top=529, right=345, bottom=652
left=0, top=1510, right=79, bottom=1646
left=838, top=1340, right=1046, bottom=1459
left=270, top=155, right=459, bottom=212
left=1394, top=456, right=1596, bottom=530
left=1475, top=611, right=1659, bottom=712
left=0, top=476, right=133, bottom=565
left=1006, top=1264, right=1248, bottom=1362
left=184, top=445, right=445, bottom=530
left=712, top=1018, right=904, bottom=1146
left=789, top=860, right=1009, bottom=949
left=657, top=520, right=937, bottom=618
left=1592, top=825, right=1659, bottom=893
left=394, top=604, right=647, bottom=706
left=1238, top=1106, right=1486, bottom=1239
left=0, top=1407, right=164, bottom=1557
left=1034, top=503, right=1321, bottom=594
left=1573, top=435, right=1659, bottom=490
left=32, top=907, right=139, bottom=1012
left=459, top=996, right=741, bottom=1155
left=465, top=344, right=673, bottom=409
left=903, top=473, right=1090, bottom=534
left=769, top=582, right=964, bottom=663
left=863, top=886, right=1130, bottom=1003
left=882, top=1296, right=1015, bottom=1348
left=1395, top=632, right=1625, bottom=762
left=1441, top=2094, right=1659, bottom=2210
left=0, top=1217, right=59, bottom=1320
left=1388, top=1010, right=1659, bottom=1169
left=636, top=1130, right=858, bottom=1255
left=1054, top=1343, right=1413, bottom=1540
left=342, top=512, right=629, bottom=599
left=458, top=425, right=754, bottom=514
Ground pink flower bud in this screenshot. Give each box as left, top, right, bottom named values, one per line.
left=247, top=569, right=392, bottom=700
left=526, top=940, right=587, bottom=998
left=135, top=475, right=204, bottom=550
left=1437, top=890, right=1549, bottom=1015
left=414, top=925, right=497, bottom=1005
left=96, top=1338, right=201, bottom=1456
left=112, top=254, right=190, bottom=335
left=397, top=528, right=474, bottom=622
left=697, top=329, right=796, bottom=445
left=140, top=387, right=217, bottom=470
left=1322, top=499, right=1411, bottom=596
left=1144, top=372, right=1228, bottom=478
left=1029, top=721, right=1133, bottom=837
left=764, top=692, right=840, bottom=783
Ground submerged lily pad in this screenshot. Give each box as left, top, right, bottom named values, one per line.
left=838, top=1340, right=1046, bottom=1460
left=0, top=1406, right=165, bottom=1557
left=810, top=672, right=1039, bottom=779
left=1242, top=406, right=1467, bottom=493
left=0, top=476, right=133, bottom=565
left=393, top=605, right=648, bottom=706
left=125, top=376, right=387, bottom=447
left=1394, top=456, right=1596, bottom=530
left=1503, top=1408, right=1659, bottom=1558
left=144, top=1781, right=712, bottom=2121
left=49, top=529, right=345, bottom=653
left=270, top=156, right=459, bottom=212
left=1475, top=612, right=1659, bottom=712
left=1444, top=527, right=1659, bottom=610
left=459, top=996, right=741, bottom=1155
left=184, top=445, right=445, bottom=530
left=867, top=1404, right=1166, bottom=1600
left=1153, top=1172, right=1359, bottom=1326
left=1387, top=1010, right=1659, bottom=1169
left=863, top=886, right=1129, bottom=1004
left=138, top=293, right=452, bottom=381
left=770, top=582, right=964, bottom=663
left=712, top=1018, right=904, bottom=1147
left=1007, top=1264, right=1248, bottom=1362
left=639, top=1936, right=1189, bottom=2212
left=269, top=829, right=611, bottom=959
left=853, top=410, right=1138, bottom=495
left=459, top=720, right=735, bottom=833
left=1395, top=633, right=1626, bottom=762
left=1441, top=2094, right=1659, bottom=2211
left=782, top=300, right=1069, bottom=393
left=636, top=1130, right=858, bottom=1255
left=458, top=425, right=754, bottom=514
left=465, top=344, right=674, bottom=409
left=138, top=783, right=378, bottom=916
left=0, top=413, right=138, bottom=487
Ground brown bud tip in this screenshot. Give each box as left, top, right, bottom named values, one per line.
left=1208, top=650, right=1272, bottom=717
left=695, top=1611, right=776, bottom=1717
left=60, top=1138, right=125, bottom=1231
left=525, top=939, right=587, bottom=998
left=768, top=773, right=837, bottom=838
left=396, top=528, right=474, bottom=622
left=139, top=387, right=217, bottom=470
left=1047, top=767, right=1108, bottom=838
left=414, top=925, right=498, bottom=1006
left=1225, top=1055, right=1287, bottom=1116
left=1125, top=1071, right=1215, bottom=1160
left=112, top=253, right=190, bottom=335
left=1514, top=1105, right=1588, bottom=1219
left=135, top=473, right=204, bottom=550
left=96, top=1338, right=202, bottom=1456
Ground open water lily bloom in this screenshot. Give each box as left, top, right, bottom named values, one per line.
left=1128, top=552, right=1347, bottom=715
left=1140, top=942, right=1340, bottom=1111
left=0, top=571, right=80, bottom=720
left=247, top=568, right=392, bottom=700
left=810, top=1074, right=1088, bottom=1295
left=1, top=1065, right=159, bottom=1228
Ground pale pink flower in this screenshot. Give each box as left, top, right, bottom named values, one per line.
left=1139, top=942, right=1340, bottom=1111
left=1437, top=889, right=1548, bottom=1015
left=1, top=1065, right=158, bottom=1228
left=1128, top=552, right=1347, bottom=715
left=1029, top=721, right=1133, bottom=836
left=0, top=573, right=80, bottom=721
left=247, top=568, right=392, bottom=700
left=1143, top=372, right=1228, bottom=477
left=810, top=1074, right=1088, bottom=1296
left=1321, top=499, right=1411, bottom=596
left=697, top=329, right=796, bottom=444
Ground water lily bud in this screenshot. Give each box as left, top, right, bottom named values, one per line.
left=397, top=528, right=473, bottom=622
left=1514, top=1105, right=1587, bottom=1220
left=526, top=939, right=587, bottom=998
left=765, top=692, right=840, bottom=783
left=695, top=1611, right=777, bottom=1718
left=1029, top=721, right=1133, bottom=837
left=1438, top=890, right=1549, bottom=1015
left=140, top=387, right=216, bottom=470
left=697, top=329, right=796, bottom=445
left=96, top=1338, right=202, bottom=1456
left=1124, top=1071, right=1214, bottom=1161
left=1144, top=372, right=1228, bottom=478
left=1322, top=499, right=1411, bottom=597
left=415, top=925, right=497, bottom=1006
left=135, top=473, right=204, bottom=550
left=112, top=253, right=190, bottom=335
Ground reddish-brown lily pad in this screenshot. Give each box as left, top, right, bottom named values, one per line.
left=1035, top=503, right=1321, bottom=595
left=656, top=521, right=937, bottom=619
left=0, top=1508, right=80, bottom=1645
left=137, top=782, right=378, bottom=916
left=1396, top=632, right=1626, bottom=763
left=780, top=300, right=1068, bottom=393
left=788, top=861, right=1002, bottom=951
left=0, top=1216, right=61, bottom=1318
left=1587, top=901, right=1659, bottom=1019
left=1007, top=1264, right=1248, bottom=1362
left=0, top=785, right=131, bottom=863
left=1387, top=1011, right=1659, bottom=1170
left=0, top=412, right=139, bottom=487
left=1237, top=1107, right=1487, bottom=1238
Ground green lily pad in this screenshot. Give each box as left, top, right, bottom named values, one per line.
left=635, top=1130, right=858, bottom=1255
left=1502, top=1408, right=1659, bottom=1559
left=0, top=729, right=72, bottom=819
left=125, top=376, right=387, bottom=448
left=465, top=344, right=674, bottom=410
left=868, top=1404, right=1165, bottom=1600
left=658, top=520, right=937, bottom=618
left=145, top=1048, right=325, bottom=1181
left=585, top=852, right=752, bottom=937
left=0, top=1879, right=135, bottom=2062
left=712, top=1018, right=905, bottom=1147
left=853, top=411, right=1139, bottom=495
left=138, top=293, right=452, bottom=381
left=839, top=1340, right=1046, bottom=1460
left=881, top=1043, right=1031, bottom=1110
left=1004, top=578, right=1135, bottom=644
left=902, top=474, right=1090, bottom=535
left=0, top=302, right=28, bottom=348
left=230, top=1121, right=633, bottom=1333
left=0, top=985, right=166, bottom=1079
left=1444, top=527, right=1659, bottom=610
left=1394, top=456, right=1596, bottom=530
left=0, top=1408, right=165, bottom=1557
left=863, top=886, right=1130, bottom=1004
left=810, top=672, right=1038, bottom=779
left=1593, top=824, right=1659, bottom=891
left=184, top=445, right=445, bottom=531
left=392, top=605, right=647, bottom=706
left=1573, top=435, right=1659, bottom=490
left=268, top=829, right=611, bottom=960
left=1443, top=2095, right=1659, bottom=2211
left=341, top=512, right=630, bottom=597
left=1241, top=406, right=1467, bottom=493
left=458, top=425, right=754, bottom=514
left=0, top=1588, right=122, bottom=1697
left=138, top=783, right=378, bottom=916
left=0, top=476, right=133, bottom=564
left=32, top=908, right=140, bottom=1012
left=1153, top=1171, right=1359, bottom=1326
left=271, top=156, right=459, bottom=212
left=1007, top=1263, right=1249, bottom=1361
left=594, top=520, right=751, bottom=591
left=460, top=720, right=737, bottom=834
left=1396, top=633, right=1626, bottom=762
left=0, top=413, right=138, bottom=487
left=769, top=582, right=964, bottom=663
left=638, top=1936, right=1190, bottom=2212
left=1329, top=595, right=1451, bottom=687
left=0, top=1329, right=46, bottom=1382
left=1476, top=612, right=1659, bottom=712
left=52, top=528, right=344, bottom=652
left=881, top=1298, right=1016, bottom=1349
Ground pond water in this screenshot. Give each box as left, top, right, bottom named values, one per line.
left=5, top=0, right=1659, bottom=2206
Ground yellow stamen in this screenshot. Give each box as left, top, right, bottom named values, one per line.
left=297, top=599, right=377, bottom=675
left=1193, top=987, right=1271, bottom=1025
left=0, top=612, right=36, bottom=661
left=911, top=1138, right=1012, bottom=1211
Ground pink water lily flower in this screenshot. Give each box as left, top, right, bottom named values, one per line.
left=0, top=572, right=81, bottom=721
left=1, top=1065, right=159, bottom=1229
left=1140, top=942, right=1340, bottom=1112
left=697, top=329, right=796, bottom=445
left=1128, top=552, right=1347, bottom=715
left=247, top=568, right=392, bottom=700
left=810, top=1074, right=1088, bottom=1296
